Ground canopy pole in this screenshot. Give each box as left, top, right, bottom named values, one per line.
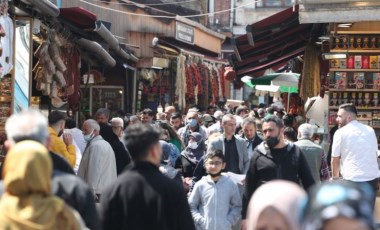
left=287, top=89, right=290, bottom=113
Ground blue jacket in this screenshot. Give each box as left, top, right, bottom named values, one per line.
left=188, top=175, right=242, bottom=230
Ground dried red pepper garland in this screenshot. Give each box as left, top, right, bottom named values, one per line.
left=191, top=63, right=202, bottom=94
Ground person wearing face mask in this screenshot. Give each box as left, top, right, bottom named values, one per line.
left=188, top=150, right=242, bottom=230
left=78, top=119, right=117, bottom=202
left=241, top=115, right=315, bottom=230
left=180, top=132, right=206, bottom=178
left=48, top=111, right=76, bottom=167
left=178, top=111, right=208, bottom=147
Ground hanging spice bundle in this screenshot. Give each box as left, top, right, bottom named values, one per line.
left=199, top=63, right=208, bottom=95
left=185, top=63, right=194, bottom=100
left=218, top=64, right=225, bottom=99
left=175, top=55, right=186, bottom=109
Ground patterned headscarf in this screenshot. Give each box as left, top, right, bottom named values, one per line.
left=302, top=181, right=375, bottom=230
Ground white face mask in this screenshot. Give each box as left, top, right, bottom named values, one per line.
left=83, top=130, right=94, bottom=142
left=188, top=141, right=199, bottom=150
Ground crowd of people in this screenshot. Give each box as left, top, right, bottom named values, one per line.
left=0, top=102, right=378, bottom=230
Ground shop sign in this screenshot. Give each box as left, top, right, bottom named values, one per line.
left=176, top=22, right=194, bottom=44
left=153, top=57, right=169, bottom=68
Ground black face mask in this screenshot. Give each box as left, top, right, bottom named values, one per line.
left=266, top=136, right=280, bottom=148
left=58, top=129, right=64, bottom=137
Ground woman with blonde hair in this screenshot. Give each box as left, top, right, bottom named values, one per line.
left=0, top=140, right=85, bottom=229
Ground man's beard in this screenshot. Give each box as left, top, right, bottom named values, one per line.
left=339, top=119, right=348, bottom=128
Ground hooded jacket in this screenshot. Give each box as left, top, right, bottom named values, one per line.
left=242, top=142, right=315, bottom=218
left=188, top=175, right=242, bottom=230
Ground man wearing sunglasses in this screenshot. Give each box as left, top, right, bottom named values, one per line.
left=241, top=115, right=315, bottom=230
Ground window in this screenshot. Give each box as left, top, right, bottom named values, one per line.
left=256, top=0, right=293, bottom=8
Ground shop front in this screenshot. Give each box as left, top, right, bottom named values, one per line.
left=135, top=17, right=227, bottom=113
left=325, top=21, right=380, bottom=145
left=229, top=6, right=315, bottom=114
left=297, top=0, right=380, bottom=144
left=0, top=0, right=136, bottom=134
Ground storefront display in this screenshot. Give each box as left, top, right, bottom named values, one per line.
left=0, top=74, right=12, bottom=156
left=137, top=53, right=227, bottom=113
left=33, top=28, right=82, bottom=113
left=14, top=18, right=31, bottom=113
left=81, top=85, right=124, bottom=119
left=328, top=24, right=380, bottom=147
left=0, top=1, right=13, bottom=79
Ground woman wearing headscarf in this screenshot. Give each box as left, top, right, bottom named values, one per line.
left=180, top=132, right=206, bottom=178
left=0, top=140, right=85, bottom=229
left=302, top=181, right=375, bottom=230
left=158, top=121, right=184, bottom=152
left=246, top=180, right=306, bottom=230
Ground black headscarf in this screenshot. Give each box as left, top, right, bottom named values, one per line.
left=181, top=132, right=205, bottom=164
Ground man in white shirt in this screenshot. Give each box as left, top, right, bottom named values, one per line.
left=331, top=103, right=380, bottom=208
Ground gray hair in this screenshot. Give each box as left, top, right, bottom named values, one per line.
left=129, top=115, right=140, bottom=123
left=85, top=119, right=100, bottom=131
left=297, top=123, right=314, bottom=139
left=111, top=117, right=124, bottom=127
left=5, top=109, right=49, bottom=145
left=222, top=114, right=236, bottom=125
left=95, top=108, right=110, bottom=118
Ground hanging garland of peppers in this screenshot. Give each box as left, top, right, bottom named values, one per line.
left=199, top=63, right=208, bottom=95
left=211, top=66, right=219, bottom=103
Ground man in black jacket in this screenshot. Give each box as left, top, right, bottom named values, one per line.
left=101, top=123, right=195, bottom=230
left=241, top=115, right=315, bottom=229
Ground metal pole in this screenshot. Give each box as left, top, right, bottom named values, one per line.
left=287, top=88, right=290, bottom=113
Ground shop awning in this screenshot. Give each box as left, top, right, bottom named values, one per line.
left=299, top=0, right=380, bottom=23
left=230, top=6, right=313, bottom=77
left=159, top=37, right=221, bottom=57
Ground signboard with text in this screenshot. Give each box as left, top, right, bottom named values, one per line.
left=175, top=22, right=194, bottom=44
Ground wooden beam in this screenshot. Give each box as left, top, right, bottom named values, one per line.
left=300, top=8, right=380, bottom=23
left=300, top=0, right=380, bottom=4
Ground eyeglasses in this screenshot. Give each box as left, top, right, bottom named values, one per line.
left=206, top=161, right=223, bottom=166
